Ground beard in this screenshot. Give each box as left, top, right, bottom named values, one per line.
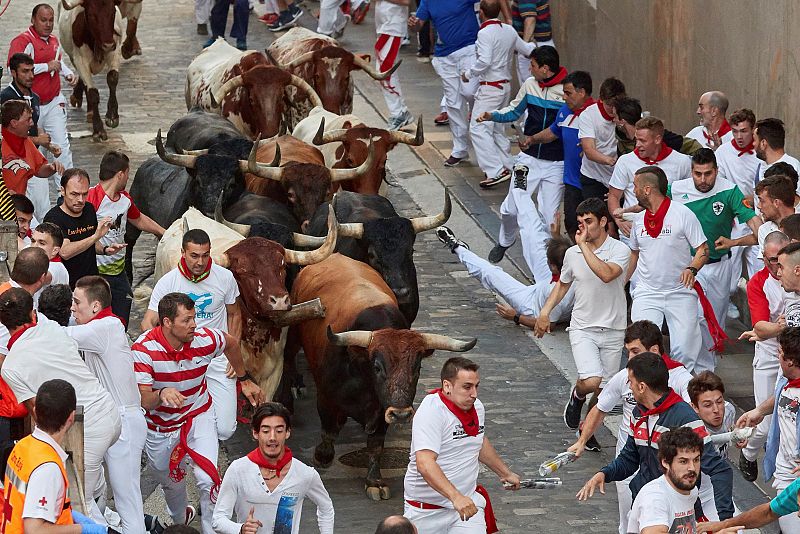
left=668, top=469, right=697, bottom=491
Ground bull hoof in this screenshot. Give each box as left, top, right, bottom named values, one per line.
left=379, top=486, right=391, bottom=500
left=313, top=447, right=334, bottom=469
left=92, top=130, right=108, bottom=142
left=365, top=486, right=382, bottom=501
left=69, top=95, right=82, bottom=108
left=105, top=116, right=119, bottom=128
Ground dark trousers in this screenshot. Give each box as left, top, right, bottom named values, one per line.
left=414, top=0, right=432, bottom=55
left=102, top=271, right=132, bottom=330
left=211, top=0, right=249, bottom=40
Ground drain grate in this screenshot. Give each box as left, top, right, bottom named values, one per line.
left=338, top=447, right=410, bottom=469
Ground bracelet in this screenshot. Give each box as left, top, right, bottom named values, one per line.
left=156, top=388, right=164, bottom=402
left=103, top=245, right=111, bottom=255
left=685, top=267, right=698, bottom=275
left=513, top=314, right=520, bottom=326
left=237, top=372, right=254, bottom=383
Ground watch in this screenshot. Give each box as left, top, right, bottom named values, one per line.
left=103, top=245, right=111, bottom=255
left=513, top=314, right=521, bottom=326
left=685, top=267, right=698, bottom=275
left=237, top=372, right=255, bottom=383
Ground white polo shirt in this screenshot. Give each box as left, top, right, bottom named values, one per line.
left=629, top=201, right=707, bottom=292
left=628, top=476, right=697, bottom=533
left=577, top=103, right=617, bottom=186
left=559, top=235, right=630, bottom=330
left=404, top=393, right=485, bottom=507
left=609, top=148, right=692, bottom=209
left=715, top=139, right=760, bottom=198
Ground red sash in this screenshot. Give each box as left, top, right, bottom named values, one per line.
left=694, top=281, right=729, bottom=352
left=643, top=198, right=671, bottom=239
left=476, top=485, right=498, bottom=534
left=246, top=447, right=293, bottom=477
left=432, top=388, right=480, bottom=437
left=168, top=416, right=222, bottom=503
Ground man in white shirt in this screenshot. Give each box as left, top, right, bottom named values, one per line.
left=627, top=427, right=704, bottom=534
left=213, top=402, right=334, bottom=534
left=756, top=175, right=800, bottom=250
left=608, top=116, right=691, bottom=240
left=403, top=357, right=520, bottom=533
left=374, top=0, right=414, bottom=131
left=142, top=229, right=242, bottom=441
left=577, top=77, right=625, bottom=195
left=0, top=247, right=52, bottom=353
left=687, top=371, right=737, bottom=460
left=66, top=275, right=148, bottom=534
left=754, top=118, right=800, bottom=191
left=627, top=166, right=710, bottom=371
left=29, top=222, right=69, bottom=306
left=532, top=198, right=630, bottom=444
left=465, top=0, right=534, bottom=184
left=685, top=91, right=733, bottom=150
left=568, top=320, right=693, bottom=534
left=0, top=286, right=121, bottom=525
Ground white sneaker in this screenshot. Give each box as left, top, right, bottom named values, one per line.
left=727, top=302, right=740, bottom=320
left=387, top=110, right=414, bottom=131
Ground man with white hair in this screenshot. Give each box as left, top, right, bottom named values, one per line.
left=686, top=91, right=733, bottom=150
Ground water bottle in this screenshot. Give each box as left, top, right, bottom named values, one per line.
left=538, top=451, right=577, bottom=476
left=709, top=426, right=754, bottom=446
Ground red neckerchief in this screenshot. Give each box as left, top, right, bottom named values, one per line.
left=784, top=377, right=800, bottom=390
left=87, top=306, right=126, bottom=328
left=431, top=388, right=480, bottom=437
left=178, top=257, right=212, bottom=283
left=479, top=19, right=502, bottom=30
left=661, top=353, right=684, bottom=370
left=632, top=389, right=683, bottom=435
left=703, top=120, right=731, bottom=143
left=694, top=281, right=729, bottom=352
left=567, top=97, right=596, bottom=126
left=643, top=197, right=671, bottom=239
left=538, top=66, right=567, bottom=89
left=169, top=416, right=221, bottom=504
left=7, top=319, right=36, bottom=350
left=635, top=142, right=673, bottom=165
left=2, top=127, right=27, bottom=156
left=247, top=446, right=293, bottom=477
left=551, top=273, right=559, bottom=283
left=597, top=101, right=614, bottom=121
left=50, top=256, right=62, bottom=263
left=732, top=138, right=754, bottom=157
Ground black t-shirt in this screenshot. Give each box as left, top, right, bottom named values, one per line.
left=0, top=83, right=40, bottom=137
left=43, top=203, right=99, bottom=287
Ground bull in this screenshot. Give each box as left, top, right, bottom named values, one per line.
left=186, top=39, right=323, bottom=139
left=59, top=0, right=123, bottom=141
left=118, top=0, right=143, bottom=59
left=293, top=109, right=424, bottom=194
left=289, top=253, right=476, bottom=500
left=267, top=27, right=400, bottom=130
left=165, top=107, right=248, bottom=154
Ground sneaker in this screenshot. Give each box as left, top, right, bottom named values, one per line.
left=267, top=11, right=297, bottom=32
left=488, top=243, right=511, bottom=263
left=444, top=155, right=466, bottom=167
left=401, top=36, right=411, bottom=46
left=203, top=37, right=218, bottom=48
left=196, top=23, right=208, bottom=35
left=258, top=13, right=279, bottom=25
left=563, top=386, right=585, bottom=430
left=739, top=454, right=758, bottom=482
left=185, top=505, right=197, bottom=525
left=331, top=14, right=350, bottom=39
left=236, top=39, right=247, bottom=51
left=513, top=163, right=529, bottom=190
left=584, top=434, right=602, bottom=452
left=436, top=226, right=468, bottom=253
left=144, top=515, right=164, bottom=534
left=388, top=110, right=414, bottom=132
left=479, top=168, right=511, bottom=189
left=434, top=112, right=449, bottom=126
left=288, top=3, right=304, bottom=23
left=351, top=0, right=370, bottom=24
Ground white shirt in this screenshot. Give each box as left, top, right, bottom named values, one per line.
left=774, top=384, right=800, bottom=483
left=148, top=264, right=239, bottom=332
left=715, top=139, right=760, bottom=197
left=32, top=260, right=70, bottom=307
left=213, top=456, right=334, bottom=534
left=578, top=103, right=617, bottom=186
left=374, top=0, right=407, bottom=37
left=629, top=201, right=707, bottom=292
left=404, top=393, right=485, bottom=507
left=686, top=124, right=734, bottom=149
left=559, top=236, right=630, bottom=329
left=610, top=149, right=692, bottom=209
left=464, top=20, right=535, bottom=82
left=66, top=315, right=141, bottom=408
left=628, top=475, right=697, bottom=534
left=598, top=364, right=693, bottom=453
left=756, top=153, right=800, bottom=189
left=21, top=428, right=69, bottom=524
left=757, top=203, right=800, bottom=254
left=532, top=279, right=574, bottom=323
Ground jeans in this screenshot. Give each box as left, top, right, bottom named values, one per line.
left=102, top=271, right=132, bottom=328
left=210, top=0, right=249, bottom=40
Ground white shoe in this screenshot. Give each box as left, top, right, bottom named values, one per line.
left=727, top=302, right=740, bottom=320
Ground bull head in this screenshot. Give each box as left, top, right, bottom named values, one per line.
left=280, top=48, right=401, bottom=81
left=313, top=115, right=424, bottom=147
left=210, top=69, right=324, bottom=110
left=245, top=139, right=376, bottom=184
left=156, top=129, right=280, bottom=176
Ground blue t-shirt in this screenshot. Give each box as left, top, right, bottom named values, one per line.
left=416, top=0, right=478, bottom=57
left=770, top=477, right=800, bottom=516
left=550, top=104, right=582, bottom=189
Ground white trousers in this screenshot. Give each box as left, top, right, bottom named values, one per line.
left=85, top=402, right=122, bottom=524
left=318, top=0, right=348, bottom=36
left=742, top=364, right=779, bottom=462
left=616, top=477, right=633, bottom=534
left=470, top=84, right=512, bottom=178
left=499, top=153, right=564, bottom=252
left=730, top=222, right=760, bottom=285
left=567, top=327, right=625, bottom=386
left=26, top=177, right=51, bottom=221
left=105, top=407, right=148, bottom=534
left=376, top=34, right=408, bottom=117
left=195, top=0, right=213, bottom=23
left=37, top=94, right=72, bottom=195
left=695, top=258, right=734, bottom=373
left=404, top=491, right=486, bottom=534
left=146, top=409, right=219, bottom=534
left=631, top=287, right=703, bottom=372
left=431, top=45, right=478, bottom=159
left=206, top=355, right=237, bottom=441
left=773, top=479, right=800, bottom=532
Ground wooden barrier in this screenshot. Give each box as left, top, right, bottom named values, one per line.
left=63, top=405, right=87, bottom=515
left=0, top=221, right=17, bottom=283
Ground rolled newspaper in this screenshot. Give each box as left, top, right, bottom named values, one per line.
left=539, top=451, right=577, bottom=476
left=708, top=426, right=754, bottom=446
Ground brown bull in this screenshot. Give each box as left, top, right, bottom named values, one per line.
left=289, top=253, right=476, bottom=500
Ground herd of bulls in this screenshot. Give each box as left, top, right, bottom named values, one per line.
left=92, top=24, right=480, bottom=500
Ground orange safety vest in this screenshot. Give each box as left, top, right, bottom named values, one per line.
left=0, top=435, right=73, bottom=534
left=0, top=282, right=26, bottom=419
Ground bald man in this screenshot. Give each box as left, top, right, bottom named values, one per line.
left=686, top=91, right=733, bottom=150
left=375, top=515, right=418, bottom=534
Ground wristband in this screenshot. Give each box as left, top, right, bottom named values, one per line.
left=156, top=388, right=165, bottom=402
left=685, top=267, right=698, bottom=275
left=513, top=314, right=520, bottom=326
left=237, top=372, right=255, bottom=383
left=103, top=245, right=111, bottom=255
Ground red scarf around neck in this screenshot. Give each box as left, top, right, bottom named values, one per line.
left=643, top=197, right=671, bottom=239
left=661, top=353, right=684, bottom=370
left=632, top=389, right=683, bottom=436
left=597, top=100, right=614, bottom=121
left=567, top=98, right=596, bottom=126
left=178, top=257, right=212, bottom=283
left=694, top=281, right=729, bottom=352
left=431, top=388, right=480, bottom=437
left=635, top=142, right=673, bottom=165
left=88, top=306, right=126, bottom=327
left=784, top=377, right=800, bottom=390
left=733, top=138, right=755, bottom=157
left=703, top=120, right=731, bottom=143
left=1, top=127, right=27, bottom=157
left=247, top=446, right=293, bottom=477
left=479, top=19, right=502, bottom=30
left=7, top=320, right=36, bottom=350
left=538, top=66, right=567, bottom=88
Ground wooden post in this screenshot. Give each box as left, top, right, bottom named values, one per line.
left=0, top=221, right=17, bottom=283
left=63, top=405, right=87, bottom=515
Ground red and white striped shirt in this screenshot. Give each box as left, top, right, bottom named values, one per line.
left=747, top=267, right=784, bottom=370
left=132, top=326, right=226, bottom=431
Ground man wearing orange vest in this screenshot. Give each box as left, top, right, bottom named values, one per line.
left=1, top=378, right=105, bottom=534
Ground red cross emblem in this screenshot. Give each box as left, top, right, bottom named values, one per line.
left=38, top=497, right=47, bottom=506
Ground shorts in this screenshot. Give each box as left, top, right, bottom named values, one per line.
left=568, top=326, right=625, bottom=386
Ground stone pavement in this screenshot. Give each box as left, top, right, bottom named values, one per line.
left=0, top=0, right=774, bottom=532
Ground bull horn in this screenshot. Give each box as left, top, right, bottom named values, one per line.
left=214, top=192, right=251, bottom=237
left=419, top=333, right=477, bottom=352
left=337, top=222, right=364, bottom=239
left=288, top=74, right=323, bottom=109
left=291, top=233, right=326, bottom=247
left=327, top=325, right=373, bottom=348
left=242, top=136, right=283, bottom=181
left=319, top=128, right=348, bottom=145
left=181, top=217, right=189, bottom=234
left=212, top=75, right=244, bottom=107
left=217, top=252, right=230, bottom=269
left=329, top=140, right=376, bottom=182
left=156, top=129, right=197, bottom=169
left=284, top=205, right=338, bottom=265
left=61, top=0, right=82, bottom=10
left=389, top=114, right=424, bottom=146
left=410, top=189, right=451, bottom=234
left=311, top=117, right=327, bottom=146
left=281, top=50, right=316, bottom=69
left=352, top=53, right=401, bottom=80
left=180, top=148, right=209, bottom=156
